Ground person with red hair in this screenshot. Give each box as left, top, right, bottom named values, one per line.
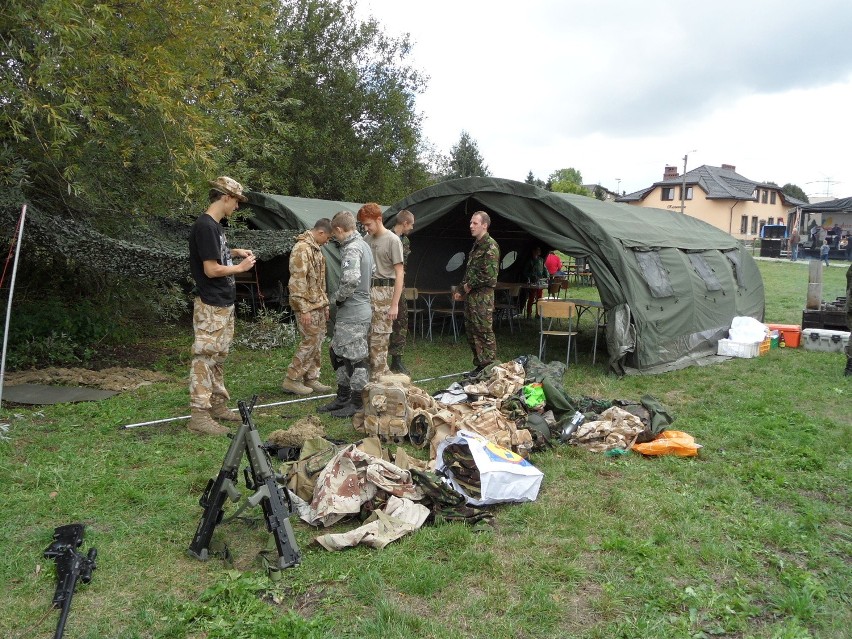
left=358, top=202, right=404, bottom=381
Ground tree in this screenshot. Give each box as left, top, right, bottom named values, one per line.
left=443, top=131, right=489, bottom=180
left=256, top=0, right=431, bottom=203
left=525, top=171, right=545, bottom=188
left=548, top=168, right=590, bottom=196
left=781, top=183, right=809, bottom=204
left=1, top=0, right=286, bottom=223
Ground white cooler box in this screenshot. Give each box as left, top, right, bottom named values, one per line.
left=802, top=328, right=850, bottom=353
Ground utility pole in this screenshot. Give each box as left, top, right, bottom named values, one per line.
left=679, top=150, right=696, bottom=214
left=615, top=178, right=621, bottom=196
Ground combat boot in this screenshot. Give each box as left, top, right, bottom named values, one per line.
left=210, top=398, right=241, bottom=422
left=281, top=377, right=312, bottom=395
left=318, top=385, right=350, bottom=413
left=845, top=357, right=852, bottom=377
left=304, top=378, right=333, bottom=393
left=390, top=355, right=410, bottom=376
left=330, top=390, right=364, bottom=418
left=187, top=409, right=229, bottom=436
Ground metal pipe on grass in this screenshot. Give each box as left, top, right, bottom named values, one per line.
left=120, top=370, right=467, bottom=429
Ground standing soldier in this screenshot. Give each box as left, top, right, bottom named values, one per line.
left=389, top=210, right=415, bottom=375
left=845, top=262, right=852, bottom=377
left=281, top=219, right=333, bottom=395
left=318, top=211, right=374, bottom=417
left=358, top=202, right=404, bottom=381
left=454, top=211, right=500, bottom=377
left=188, top=176, right=257, bottom=435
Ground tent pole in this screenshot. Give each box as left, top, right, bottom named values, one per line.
left=119, top=370, right=467, bottom=429
left=1, top=205, right=27, bottom=408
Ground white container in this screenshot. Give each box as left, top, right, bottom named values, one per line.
left=717, top=338, right=760, bottom=358
left=801, top=328, right=851, bottom=353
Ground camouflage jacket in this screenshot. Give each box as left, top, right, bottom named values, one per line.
left=399, top=233, right=411, bottom=268
left=462, top=232, right=499, bottom=292
left=288, top=231, right=328, bottom=313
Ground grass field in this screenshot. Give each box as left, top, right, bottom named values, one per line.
left=1, top=259, right=850, bottom=639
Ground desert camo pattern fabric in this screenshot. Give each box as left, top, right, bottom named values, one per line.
left=189, top=298, right=234, bottom=410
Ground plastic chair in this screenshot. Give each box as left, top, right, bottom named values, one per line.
left=431, top=286, right=465, bottom=342
left=538, top=300, right=578, bottom=365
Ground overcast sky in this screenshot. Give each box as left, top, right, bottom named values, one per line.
left=355, top=0, right=852, bottom=199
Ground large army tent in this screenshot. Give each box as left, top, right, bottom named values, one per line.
left=383, top=177, right=765, bottom=374
left=241, top=192, right=385, bottom=299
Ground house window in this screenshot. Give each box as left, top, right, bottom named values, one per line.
left=661, top=187, right=674, bottom=201
left=761, top=190, right=768, bottom=204
left=752, top=189, right=759, bottom=200
left=768, top=217, right=774, bottom=225
left=679, top=186, right=693, bottom=200
left=740, top=215, right=748, bottom=234
left=751, top=217, right=758, bottom=234
left=770, top=191, right=777, bottom=205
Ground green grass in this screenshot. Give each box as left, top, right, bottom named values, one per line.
left=1, top=260, right=850, bottom=639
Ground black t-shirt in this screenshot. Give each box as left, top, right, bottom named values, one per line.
left=189, top=213, right=235, bottom=307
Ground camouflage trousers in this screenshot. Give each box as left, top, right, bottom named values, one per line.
left=464, top=288, right=496, bottom=367
left=388, top=297, right=408, bottom=357
left=189, top=298, right=234, bottom=410
left=286, top=308, right=328, bottom=382
left=847, top=310, right=852, bottom=358
left=331, top=320, right=371, bottom=392
left=368, top=285, right=394, bottom=381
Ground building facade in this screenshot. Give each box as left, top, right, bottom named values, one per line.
left=617, top=164, right=805, bottom=240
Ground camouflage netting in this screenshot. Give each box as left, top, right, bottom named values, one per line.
left=1, top=205, right=300, bottom=283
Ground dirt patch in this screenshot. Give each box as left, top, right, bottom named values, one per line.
left=3, top=366, right=169, bottom=391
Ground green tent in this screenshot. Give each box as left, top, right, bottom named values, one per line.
left=242, top=192, right=386, bottom=293
left=383, top=177, right=765, bottom=374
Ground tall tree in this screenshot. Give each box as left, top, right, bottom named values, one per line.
left=257, top=0, right=431, bottom=203
left=525, top=171, right=545, bottom=188
left=444, top=131, right=489, bottom=180
left=1, top=0, right=285, bottom=222
left=548, top=168, right=590, bottom=196
left=782, top=183, right=809, bottom=203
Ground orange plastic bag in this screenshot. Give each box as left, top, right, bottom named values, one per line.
left=631, top=430, right=701, bottom=457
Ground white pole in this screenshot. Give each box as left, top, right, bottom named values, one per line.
left=1, top=205, right=27, bottom=408
left=120, top=370, right=467, bottom=429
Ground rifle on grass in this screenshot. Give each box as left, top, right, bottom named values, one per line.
left=187, top=395, right=301, bottom=569
left=43, top=523, right=97, bottom=639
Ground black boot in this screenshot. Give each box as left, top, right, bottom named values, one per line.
left=390, top=354, right=410, bottom=376
left=318, top=385, right=350, bottom=413
left=845, top=357, right=852, bottom=377
left=330, top=389, right=364, bottom=418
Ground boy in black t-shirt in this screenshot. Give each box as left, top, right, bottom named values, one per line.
left=187, top=176, right=257, bottom=435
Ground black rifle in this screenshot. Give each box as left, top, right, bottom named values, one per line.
left=187, top=395, right=301, bottom=569
left=43, top=523, right=97, bottom=639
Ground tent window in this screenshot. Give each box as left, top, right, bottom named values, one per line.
left=633, top=249, right=675, bottom=298
left=446, top=252, right=465, bottom=272
left=687, top=254, right=722, bottom=291
left=501, top=250, right=517, bottom=270
left=723, top=250, right=745, bottom=287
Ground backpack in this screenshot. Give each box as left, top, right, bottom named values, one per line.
left=353, top=380, right=411, bottom=442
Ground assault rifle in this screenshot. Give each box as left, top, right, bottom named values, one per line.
left=43, top=523, right=97, bottom=639
left=187, top=395, right=301, bottom=569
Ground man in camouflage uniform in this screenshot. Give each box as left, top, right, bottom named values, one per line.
left=845, top=263, right=852, bottom=376
left=389, top=210, right=415, bottom=375
left=318, top=211, right=375, bottom=418
left=282, top=218, right=333, bottom=395
left=188, top=176, right=257, bottom=435
left=454, top=211, right=500, bottom=377
left=359, top=202, right=404, bottom=382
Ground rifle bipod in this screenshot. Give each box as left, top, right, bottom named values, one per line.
left=43, top=523, right=97, bottom=639
left=187, top=395, right=301, bottom=570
